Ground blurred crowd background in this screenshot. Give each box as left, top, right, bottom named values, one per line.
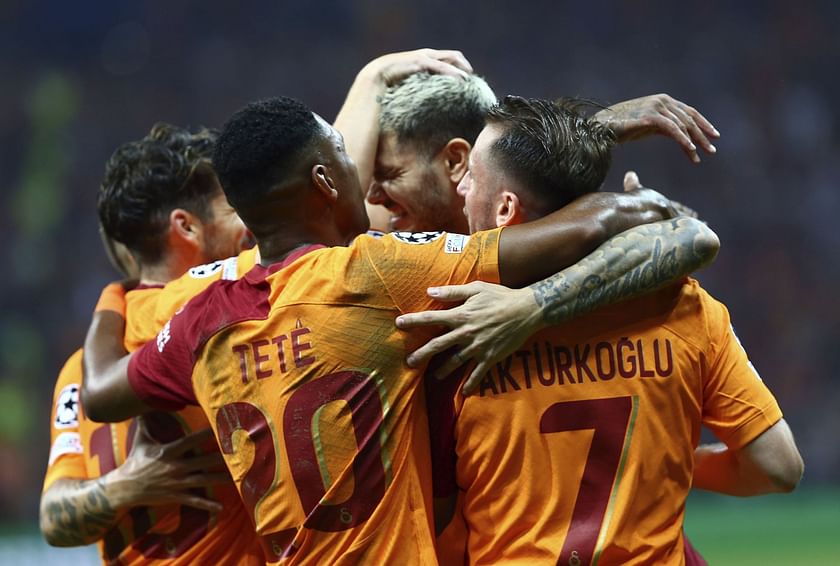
left=1, top=0, right=838, bottom=536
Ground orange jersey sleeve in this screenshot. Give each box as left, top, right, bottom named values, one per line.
left=84, top=285, right=264, bottom=565
left=152, top=248, right=259, bottom=329
left=362, top=230, right=501, bottom=314
left=700, top=293, right=782, bottom=449
left=428, top=279, right=782, bottom=565
left=95, top=282, right=128, bottom=316
left=126, top=232, right=502, bottom=565
left=42, top=349, right=86, bottom=493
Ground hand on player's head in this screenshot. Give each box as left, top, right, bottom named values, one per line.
left=364, top=48, right=473, bottom=87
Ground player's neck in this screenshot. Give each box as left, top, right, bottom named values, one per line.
left=256, top=230, right=333, bottom=267
left=137, top=255, right=191, bottom=286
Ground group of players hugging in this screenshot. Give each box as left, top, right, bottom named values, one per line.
left=40, top=49, right=802, bottom=565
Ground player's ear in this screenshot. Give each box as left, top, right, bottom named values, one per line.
left=312, top=164, right=339, bottom=203
left=170, top=208, right=203, bottom=245
left=495, top=191, right=524, bottom=228
left=441, top=138, right=472, bottom=186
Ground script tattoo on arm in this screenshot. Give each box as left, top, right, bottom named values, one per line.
left=530, top=217, right=719, bottom=324
left=41, top=477, right=119, bottom=547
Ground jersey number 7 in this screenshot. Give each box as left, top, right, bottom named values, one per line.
left=541, top=396, right=639, bottom=566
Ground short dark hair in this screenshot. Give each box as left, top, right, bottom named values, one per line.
left=212, top=97, right=320, bottom=212
left=98, top=123, right=219, bottom=264
left=486, top=95, right=616, bottom=212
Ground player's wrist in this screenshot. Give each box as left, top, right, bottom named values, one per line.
left=102, top=466, right=142, bottom=510
left=357, top=61, right=390, bottom=90
left=521, top=286, right=550, bottom=331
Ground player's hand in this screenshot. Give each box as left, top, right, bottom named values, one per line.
left=396, top=281, right=544, bottom=395
left=593, top=94, right=720, bottom=163
left=361, top=48, right=473, bottom=87
left=106, top=418, right=230, bottom=513
left=624, top=171, right=698, bottom=218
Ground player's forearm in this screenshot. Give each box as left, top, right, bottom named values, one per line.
left=40, top=475, right=130, bottom=546
left=528, top=217, right=719, bottom=325
left=82, top=310, right=148, bottom=422
left=692, top=443, right=791, bottom=496
left=498, top=189, right=676, bottom=288
left=333, top=65, right=386, bottom=194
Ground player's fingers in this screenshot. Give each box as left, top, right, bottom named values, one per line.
left=434, top=347, right=476, bottom=379
left=462, top=361, right=491, bottom=396
left=170, top=494, right=224, bottom=513
left=396, top=309, right=456, bottom=331
left=431, top=49, right=473, bottom=73
left=163, top=428, right=216, bottom=457
left=670, top=199, right=699, bottom=218
left=427, top=281, right=487, bottom=302
left=419, top=58, right=469, bottom=80
left=179, top=452, right=227, bottom=473
left=623, top=171, right=642, bottom=192
left=676, top=101, right=720, bottom=138
left=406, top=333, right=463, bottom=367
left=673, top=106, right=716, bottom=155
left=174, top=472, right=232, bottom=489
left=659, top=111, right=699, bottom=163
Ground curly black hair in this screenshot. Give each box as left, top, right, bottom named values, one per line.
left=486, top=96, right=616, bottom=213
left=98, top=123, right=220, bottom=264
left=212, top=97, right=320, bottom=212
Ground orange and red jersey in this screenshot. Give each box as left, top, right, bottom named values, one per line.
left=428, top=278, right=782, bottom=565
left=44, top=280, right=263, bottom=565
left=126, top=230, right=501, bottom=565
left=150, top=247, right=260, bottom=333
left=44, top=349, right=86, bottom=493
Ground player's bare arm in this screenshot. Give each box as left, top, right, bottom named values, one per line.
left=494, top=185, right=690, bottom=288
left=692, top=419, right=804, bottom=496
left=333, top=48, right=473, bottom=230
left=591, top=93, right=720, bottom=163
left=399, top=215, right=718, bottom=393
left=40, top=424, right=226, bottom=547
left=82, top=310, right=148, bottom=422
left=528, top=215, right=718, bottom=323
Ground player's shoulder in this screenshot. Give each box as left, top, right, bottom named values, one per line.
left=125, top=283, right=164, bottom=312
left=357, top=230, right=481, bottom=259
left=170, top=247, right=257, bottom=291
left=52, top=349, right=83, bottom=431
left=674, top=278, right=727, bottom=320
left=661, top=278, right=731, bottom=349
left=56, top=348, right=84, bottom=383
left=162, top=265, right=272, bottom=357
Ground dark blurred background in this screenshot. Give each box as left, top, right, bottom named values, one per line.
left=1, top=0, right=838, bottom=561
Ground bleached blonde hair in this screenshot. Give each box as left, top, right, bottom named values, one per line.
left=379, top=73, right=497, bottom=157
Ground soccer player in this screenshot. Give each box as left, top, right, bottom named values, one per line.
left=80, top=96, right=719, bottom=564
left=40, top=123, right=264, bottom=564
left=334, top=50, right=720, bottom=234
left=397, top=97, right=804, bottom=564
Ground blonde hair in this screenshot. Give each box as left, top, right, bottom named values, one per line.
left=379, top=73, right=497, bottom=156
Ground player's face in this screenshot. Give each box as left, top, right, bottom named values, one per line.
left=315, top=115, right=370, bottom=241
left=200, top=189, right=252, bottom=261
left=457, top=124, right=506, bottom=233
left=368, top=132, right=467, bottom=233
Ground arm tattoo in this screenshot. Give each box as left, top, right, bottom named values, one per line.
left=530, top=217, right=717, bottom=324
left=42, top=477, right=119, bottom=546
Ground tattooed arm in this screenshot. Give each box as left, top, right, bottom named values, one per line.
left=40, top=476, right=123, bottom=546
left=397, top=216, right=718, bottom=393
left=40, top=423, right=227, bottom=547
left=529, top=216, right=718, bottom=323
